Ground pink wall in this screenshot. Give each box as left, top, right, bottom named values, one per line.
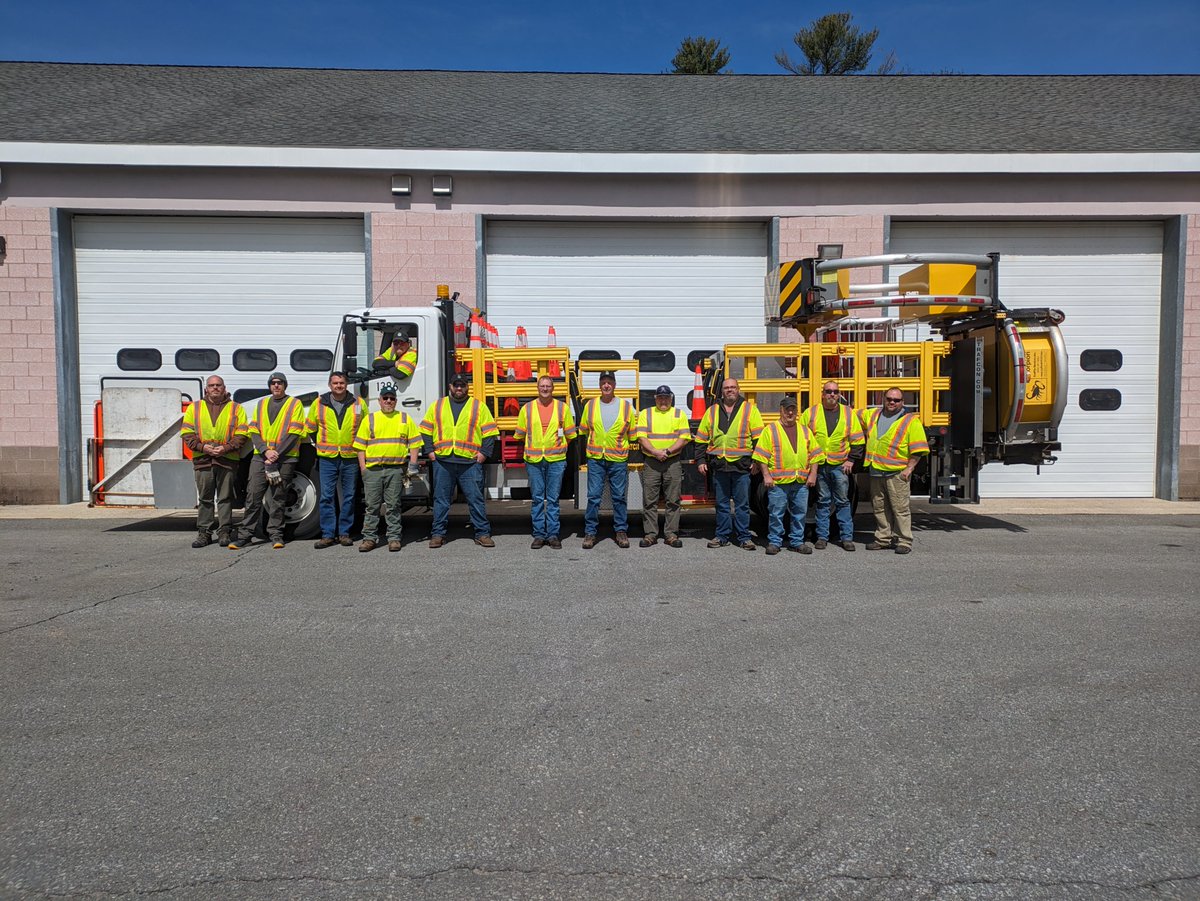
left=370, top=211, right=477, bottom=309
left=1180, top=213, right=1200, bottom=500
left=0, top=205, right=59, bottom=503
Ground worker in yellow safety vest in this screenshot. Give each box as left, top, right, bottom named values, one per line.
left=751, top=396, right=823, bottom=555
left=374, top=329, right=418, bottom=380
left=515, top=374, right=579, bottom=549
left=696, top=377, right=764, bottom=550
left=307, top=370, right=368, bottom=549
left=861, top=387, right=929, bottom=555
left=353, top=382, right=421, bottom=552
left=802, top=380, right=865, bottom=551
left=579, top=370, right=638, bottom=549
left=181, top=374, right=248, bottom=548
left=229, top=371, right=307, bottom=550
left=636, top=384, right=691, bottom=548
left=420, top=372, right=499, bottom=547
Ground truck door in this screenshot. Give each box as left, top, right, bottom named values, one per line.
left=341, top=318, right=435, bottom=420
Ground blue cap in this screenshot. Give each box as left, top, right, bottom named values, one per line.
left=654, top=384, right=673, bottom=396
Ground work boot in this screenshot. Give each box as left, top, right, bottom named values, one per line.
left=474, top=535, right=495, bottom=548
left=271, top=539, right=285, bottom=550
left=338, top=534, right=354, bottom=547
left=813, top=539, right=828, bottom=550
left=227, top=535, right=250, bottom=550
left=706, top=538, right=728, bottom=548
left=615, top=532, right=630, bottom=548
left=548, top=537, right=562, bottom=549
left=895, top=545, right=912, bottom=555
left=314, top=537, right=337, bottom=549
left=795, top=542, right=814, bottom=555
left=388, top=540, right=402, bottom=552
left=429, top=536, right=445, bottom=549
left=581, top=535, right=597, bottom=549
left=739, top=541, right=757, bottom=552
left=216, top=533, right=231, bottom=548
left=840, top=541, right=856, bottom=552
left=866, top=541, right=894, bottom=551
left=531, top=538, right=546, bottom=549
left=765, top=544, right=781, bottom=555
left=665, top=534, right=682, bottom=548
left=640, top=536, right=658, bottom=547
left=191, top=533, right=211, bottom=549
left=359, top=540, right=376, bottom=552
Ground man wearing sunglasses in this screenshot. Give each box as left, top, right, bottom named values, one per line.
left=860, top=388, right=928, bottom=555
left=803, top=381, right=865, bottom=551
left=229, top=372, right=307, bottom=550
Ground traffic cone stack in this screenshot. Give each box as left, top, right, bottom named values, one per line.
left=547, top=325, right=561, bottom=378
left=690, top=365, right=706, bottom=419
left=453, top=321, right=467, bottom=372
left=467, top=313, right=483, bottom=374
left=515, top=326, right=532, bottom=380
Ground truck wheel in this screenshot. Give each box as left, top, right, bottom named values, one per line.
left=263, top=448, right=321, bottom=540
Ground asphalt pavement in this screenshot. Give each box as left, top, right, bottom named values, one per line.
left=1, top=505, right=1198, bottom=900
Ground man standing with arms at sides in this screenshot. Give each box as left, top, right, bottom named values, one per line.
left=803, top=380, right=865, bottom=551
left=307, top=371, right=367, bottom=549
left=579, top=371, right=637, bottom=549
left=181, top=375, right=247, bottom=548
left=515, top=374, right=578, bottom=549
left=373, top=330, right=418, bottom=381
left=353, top=383, right=421, bottom=552
left=696, top=377, right=764, bottom=551
left=752, top=396, right=822, bottom=555
left=861, top=388, right=929, bottom=555
left=229, top=372, right=307, bottom=550
left=636, top=384, right=690, bottom=548
left=421, top=373, right=498, bottom=548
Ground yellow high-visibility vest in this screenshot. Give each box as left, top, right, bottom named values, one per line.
left=580, top=398, right=636, bottom=461
left=377, top=345, right=418, bottom=378
left=420, top=397, right=499, bottom=461
left=696, top=400, right=763, bottom=460
left=751, top=422, right=824, bottom=483
left=515, top=399, right=578, bottom=463
left=353, top=410, right=421, bottom=467
left=861, top=407, right=929, bottom=473
left=307, top=395, right=367, bottom=459
left=181, top=400, right=248, bottom=460
left=636, top=407, right=691, bottom=456
left=802, top=402, right=865, bottom=465
left=248, top=396, right=307, bottom=457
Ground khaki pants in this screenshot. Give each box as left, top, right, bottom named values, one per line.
left=641, top=456, right=682, bottom=539
left=194, top=465, right=235, bottom=538
left=869, top=471, right=913, bottom=548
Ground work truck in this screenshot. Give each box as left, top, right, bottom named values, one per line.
left=88, top=251, right=1067, bottom=536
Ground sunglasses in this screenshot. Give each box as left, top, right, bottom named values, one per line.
left=822, top=389, right=839, bottom=395
left=380, top=396, right=397, bottom=402
left=269, top=380, right=285, bottom=386
left=885, top=396, right=903, bottom=403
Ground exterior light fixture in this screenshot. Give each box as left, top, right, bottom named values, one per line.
left=431, top=175, right=453, bottom=196
left=390, top=175, right=412, bottom=196
left=817, top=244, right=843, bottom=259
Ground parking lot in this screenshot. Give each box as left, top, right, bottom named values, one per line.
left=2, top=504, right=1198, bottom=899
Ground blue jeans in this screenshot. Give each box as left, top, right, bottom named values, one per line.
left=766, top=481, right=810, bottom=548
left=584, top=458, right=628, bottom=536
left=527, top=459, right=566, bottom=540
left=431, top=458, right=491, bottom=538
left=318, top=456, right=358, bottom=539
left=815, top=463, right=855, bottom=543
left=712, top=467, right=752, bottom=543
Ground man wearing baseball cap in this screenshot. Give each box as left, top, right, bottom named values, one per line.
left=373, top=329, right=418, bottom=381
left=579, top=370, right=637, bottom=549
left=636, top=384, right=691, bottom=548
left=353, top=382, right=421, bottom=552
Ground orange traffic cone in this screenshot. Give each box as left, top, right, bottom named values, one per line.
left=515, top=326, right=532, bottom=380
left=690, top=365, right=706, bottom=419
left=547, top=325, right=561, bottom=378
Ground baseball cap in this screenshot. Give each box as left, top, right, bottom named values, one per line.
left=378, top=383, right=398, bottom=398
left=449, top=373, right=470, bottom=386
left=392, top=330, right=410, bottom=343
left=598, top=370, right=617, bottom=383
left=779, top=396, right=798, bottom=409
left=654, top=384, right=673, bottom=396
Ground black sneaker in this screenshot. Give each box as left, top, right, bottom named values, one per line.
left=227, top=536, right=250, bottom=549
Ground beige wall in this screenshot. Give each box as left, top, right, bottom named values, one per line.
left=0, top=205, right=58, bottom=503
left=370, top=211, right=477, bottom=309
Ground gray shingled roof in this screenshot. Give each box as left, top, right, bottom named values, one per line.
left=1, top=62, right=1197, bottom=154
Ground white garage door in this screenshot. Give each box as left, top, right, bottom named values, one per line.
left=74, top=216, right=365, bottom=491
left=485, top=221, right=768, bottom=402
left=891, top=221, right=1163, bottom=498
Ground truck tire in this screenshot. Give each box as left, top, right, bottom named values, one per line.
left=263, top=446, right=321, bottom=540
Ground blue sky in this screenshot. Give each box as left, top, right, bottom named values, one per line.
left=2, top=0, right=1197, bottom=74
